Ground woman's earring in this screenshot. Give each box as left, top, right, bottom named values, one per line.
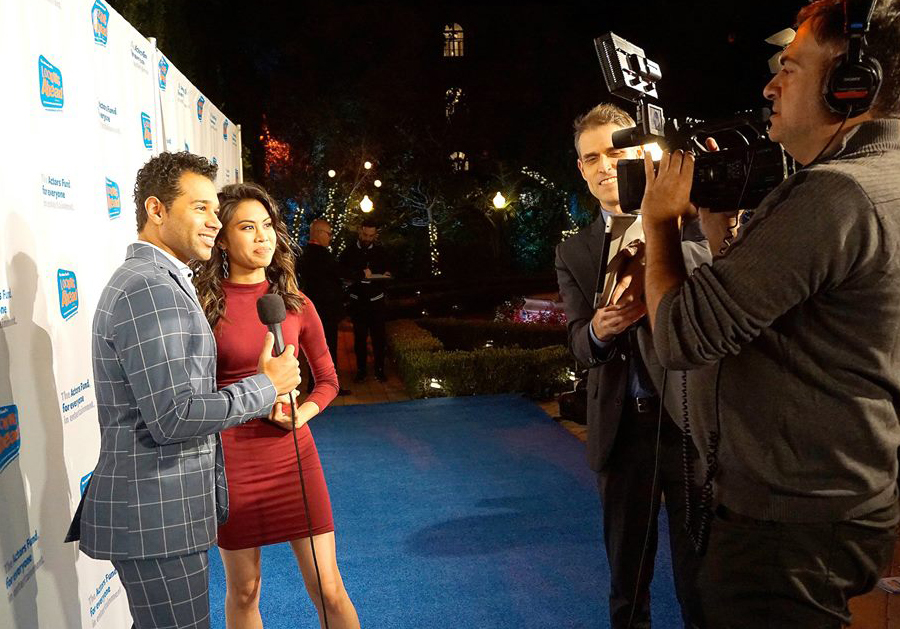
left=221, top=250, right=229, bottom=279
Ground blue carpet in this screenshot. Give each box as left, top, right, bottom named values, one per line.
left=209, top=394, right=681, bottom=628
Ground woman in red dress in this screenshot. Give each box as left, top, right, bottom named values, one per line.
left=194, top=183, right=360, bottom=629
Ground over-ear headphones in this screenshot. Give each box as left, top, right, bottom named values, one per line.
left=823, top=0, right=883, bottom=115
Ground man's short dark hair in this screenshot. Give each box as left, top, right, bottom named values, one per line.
left=360, top=218, right=379, bottom=229
left=133, top=152, right=218, bottom=232
left=797, top=0, right=900, bottom=117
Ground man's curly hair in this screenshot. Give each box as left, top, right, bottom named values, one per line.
left=133, top=151, right=218, bottom=232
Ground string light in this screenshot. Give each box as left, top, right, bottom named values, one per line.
left=429, top=222, right=441, bottom=276
left=521, top=166, right=557, bottom=190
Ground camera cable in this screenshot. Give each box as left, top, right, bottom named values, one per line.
left=625, top=365, right=666, bottom=629
left=808, top=110, right=852, bottom=167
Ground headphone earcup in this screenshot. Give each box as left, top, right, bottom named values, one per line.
left=823, top=55, right=883, bottom=115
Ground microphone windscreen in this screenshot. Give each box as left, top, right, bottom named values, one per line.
left=256, top=294, right=287, bottom=326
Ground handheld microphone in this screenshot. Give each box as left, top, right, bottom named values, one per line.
left=256, top=294, right=287, bottom=355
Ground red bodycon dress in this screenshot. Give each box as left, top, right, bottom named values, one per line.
left=215, top=280, right=339, bottom=550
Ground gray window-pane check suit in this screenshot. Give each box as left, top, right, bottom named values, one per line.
left=65, top=243, right=276, bottom=627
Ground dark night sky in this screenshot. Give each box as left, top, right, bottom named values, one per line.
left=130, top=0, right=802, bottom=186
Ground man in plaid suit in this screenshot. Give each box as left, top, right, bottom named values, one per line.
left=66, top=152, right=301, bottom=629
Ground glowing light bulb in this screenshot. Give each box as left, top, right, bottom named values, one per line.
left=364, top=161, right=373, bottom=170
left=374, top=179, right=382, bottom=188
left=360, top=195, right=374, bottom=213
left=327, top=169, right=336, bottom=178
left=493, top=192, right=506, bottom=209
left=643, top=143, right=664, bottom=161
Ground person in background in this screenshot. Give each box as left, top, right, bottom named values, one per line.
left=338, top=218, right=392, bottom=383
left=300, top=219, right=351, bottom=395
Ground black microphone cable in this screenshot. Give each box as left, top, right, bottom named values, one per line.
left=258, top=294, right=329, bottom=629
left=286, top=388, right=330, bottom=629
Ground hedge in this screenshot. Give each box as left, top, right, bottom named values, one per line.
left=387, top=319, right=571, bottom=399
left=415, top=317, right=567, bottom=351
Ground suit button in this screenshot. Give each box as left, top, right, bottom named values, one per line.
left=615, top=397, right=623, bottom=406
left=620, top=353, right=627, bottom=361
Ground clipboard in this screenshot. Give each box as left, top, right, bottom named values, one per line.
left=593, top=213, right=644, bottom=309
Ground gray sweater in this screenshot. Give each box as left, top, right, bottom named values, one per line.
left=655, top=119, right=900, bottom=522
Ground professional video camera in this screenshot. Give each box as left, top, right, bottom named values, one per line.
left=594, top=32, right=796, bottom=212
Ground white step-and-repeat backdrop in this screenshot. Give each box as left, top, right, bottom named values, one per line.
left=0, top=1, right=242, bottom=627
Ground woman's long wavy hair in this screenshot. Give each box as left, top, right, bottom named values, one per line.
left=193, top=182, right=304, bottom=331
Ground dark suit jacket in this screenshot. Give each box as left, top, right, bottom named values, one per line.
left=300, top=242, right=345, bottom=323
left=338, top=241, right=392, bottom=304
left=555, top=215, right=707, bottom=472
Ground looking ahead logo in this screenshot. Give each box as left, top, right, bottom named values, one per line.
left=106, top=178, right=121, bottom=219
left=38, top=56, right=64, bottom=110
left=141, top=113, right=152, bottom=150
left=0, top=406, right=20, bottom=474
left=158, top=56, right=169, bottom=90
left=196, top=95, right=205, bottom=121
left=57, top=270, right=78, bottom=321
left=223, top=119, right=229, bottom=141
left=92, top=1, right=109, bottom=46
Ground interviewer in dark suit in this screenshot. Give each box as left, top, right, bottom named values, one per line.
left=555, top=104, right=701, bottom=629
left=66, top=152, right=301, bottom=629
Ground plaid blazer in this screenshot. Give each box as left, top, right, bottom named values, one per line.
left=66, top=243, right=277, bottom=560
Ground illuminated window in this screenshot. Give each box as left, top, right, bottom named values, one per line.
left=450, top=151, right=469, bottom=172
left=445, top=87, right=463, bottom=120
left=443, top=23, right=464, bottom=57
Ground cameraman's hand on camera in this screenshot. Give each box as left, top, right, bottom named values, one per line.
left=641, top=149, right=695, bottom=226
left=688, top=137, right=740, bottom=255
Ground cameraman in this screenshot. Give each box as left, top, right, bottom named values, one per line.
left=555, top=103, right=704, bottom=628
left=641, top=1, right=900, bottom=626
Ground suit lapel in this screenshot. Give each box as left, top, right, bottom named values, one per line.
left=577, top=216, right=606, bottom=305
left=128, top=242, right=213, bottom=336
left=585, top=216, right=605, bottom=277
